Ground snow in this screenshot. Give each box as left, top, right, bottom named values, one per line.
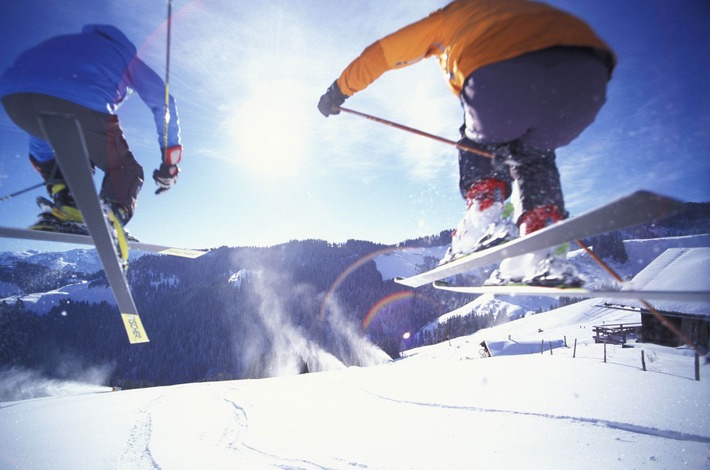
left=622, top=247, right=710, bottom=315
left=1, top=298, right=708, bottom=468
left=0, top=238, right=708, bottom=468
left=1, top=281, right=114, bottom=315
left=4, top=234, right=706, bottom=318
left=374, top=246, right=447, bottom=281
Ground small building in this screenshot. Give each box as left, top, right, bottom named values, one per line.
left=621, top=247, right=709, bottom=350
left=640, top=309, right=709, bottom=349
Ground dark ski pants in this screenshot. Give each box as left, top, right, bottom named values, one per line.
left=1, top=93, right=143, bottom=218
left=458, top=46, right=610, bottom=215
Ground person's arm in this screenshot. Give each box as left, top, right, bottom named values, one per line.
left=126, top=58, right=182, bottom=193
left=337, top=10, right=445, bottom=96
left=318, top=7, right=445, bottom=117
left=127, top=57, right=181, bottom=150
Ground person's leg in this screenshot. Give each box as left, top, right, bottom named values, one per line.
left=441, top=131, right=517, bottom=263
left=2, top=93, right=143, bottom=224
left=446, top=52, right=551, bottom=261
left=75, top=108, right=143, bottom=223
left=461, top=46, right=609, bottom=224
left=458, top=47, right=609, bottom=282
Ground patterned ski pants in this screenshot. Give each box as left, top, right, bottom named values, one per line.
left=458, top=46, right=611, bottom=215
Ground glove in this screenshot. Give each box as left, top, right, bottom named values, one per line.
left=153, top=145, right=182, bottom=194
left=317, top=80, right=348, bottom=117
left=153, top=163, right=179, bottom=194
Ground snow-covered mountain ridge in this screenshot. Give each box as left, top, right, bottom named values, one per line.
left=1, top=233, right=707, bottom=390
left=3, top=234, right=704, bottom=316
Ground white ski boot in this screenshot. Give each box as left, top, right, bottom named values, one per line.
left=485, top=205, right=585, bottom=287
left=486, top=243, right=585, bottom=287
left=440, top=179, right=517, bottom=264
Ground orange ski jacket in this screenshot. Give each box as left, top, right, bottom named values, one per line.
left=336, top=0, right=615, bottom=97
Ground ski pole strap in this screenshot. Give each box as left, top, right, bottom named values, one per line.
left=337, top=106, right=493, bottom=159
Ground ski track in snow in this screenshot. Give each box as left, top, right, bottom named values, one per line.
left=222, top=388, right=365, bottom=470
left=113, top=389, right=350, bottom=469
left=118, top=395, right=163, bottom=470
left=119, top=409, right=160, bottom=470
left=367, top=390, right=710, bottom=445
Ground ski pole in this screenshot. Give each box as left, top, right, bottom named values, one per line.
left=162, top=0, right=173, bottom=152
left=337, top=106, right=493, bottom=159
left=157, top=0, right=173, bottom=196
left=0, top=182, right=44, bottom=202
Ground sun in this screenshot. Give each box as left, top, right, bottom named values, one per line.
left=227, top=82, right=311, bottom=177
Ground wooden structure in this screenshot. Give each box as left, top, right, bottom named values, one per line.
left=593, top=322, right=642, bottom=345
left=640, top=310, right=710, bottom=349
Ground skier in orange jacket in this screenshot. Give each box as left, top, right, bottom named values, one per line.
left=318, top=0, right=615, bottom=287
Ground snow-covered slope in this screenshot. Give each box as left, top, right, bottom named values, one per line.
left=373, top=245, right=448, bottom=281
left=0, top=248, right=103, bottom=273
left=622, top=247, right=710, bottom=315
left=1, top=281, right=114, bottom=315
left=1, top=292, right=708, bottom=469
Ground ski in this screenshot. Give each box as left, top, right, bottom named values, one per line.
left=0, top=226, right=207, bottom=259
left=432, top=281, right=710, bottom=303
left=37, top=114, right=149, bottom=344
left=395, top=191, right=683, bottom=288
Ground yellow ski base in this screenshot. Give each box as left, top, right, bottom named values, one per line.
left=121, top=313, right=150, bottom=344
left=107, top=210, right=129, bottom=264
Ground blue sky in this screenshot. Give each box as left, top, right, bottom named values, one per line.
left=0, top=0, right=708, bottom=253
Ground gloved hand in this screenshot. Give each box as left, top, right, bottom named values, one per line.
left=317, top=80, right=348, bottom=117
left=153, top=145, right=182, bottom=194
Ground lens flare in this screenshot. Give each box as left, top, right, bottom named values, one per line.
left=318, top=246, right=405, bottom=321
left=362, top=291, right=415, bottom=330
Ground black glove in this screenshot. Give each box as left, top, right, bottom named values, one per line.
left=153, top=163, right=179, bottom=195
left=317, top=80, right=348, bottom=117
left=153, top=146, right=182, bottom=194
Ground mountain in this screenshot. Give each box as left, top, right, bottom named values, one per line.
left=1, top=203, right=709, bottom=388
left=0, top=250, right=99, bottom=298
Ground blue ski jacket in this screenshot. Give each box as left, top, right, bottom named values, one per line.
left=0, top=24, right=180, bottom=160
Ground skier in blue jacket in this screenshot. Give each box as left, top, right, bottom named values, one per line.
left=0, top=24, right=182, bottom=232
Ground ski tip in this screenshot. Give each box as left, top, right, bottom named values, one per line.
left=121, top=313, right=150, bottom=344
left=394, top=276, right=419, bottom=288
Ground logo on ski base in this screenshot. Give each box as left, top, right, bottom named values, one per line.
left=121, top=313, right=150, bottom=344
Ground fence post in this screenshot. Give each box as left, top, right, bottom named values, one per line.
left=573, top=338, right=577, bottom=358
left=696, top=353, right=700, bottom=381
left=541, top=339, right=544, bottom=355
left=549, top=341, right=553, bottom=355
left=641, top=350, right=646, bottom=371
left=604, top=342, right=607, bottom=363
